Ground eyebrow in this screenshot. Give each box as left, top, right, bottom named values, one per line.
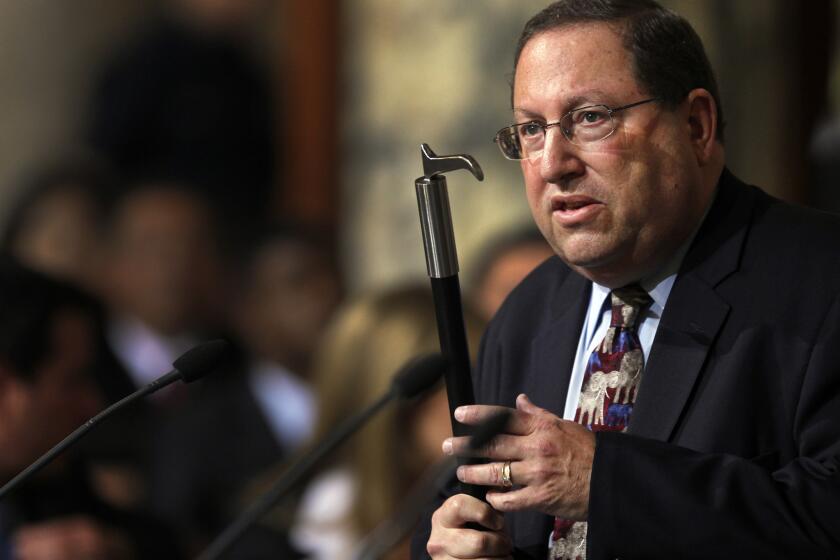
left=513, top=90, right=613, bottom=120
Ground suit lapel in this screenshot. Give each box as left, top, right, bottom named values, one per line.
left=527, top=271, right=590, bottom=417
left=630, top=169, right=756, bottom=441
left=509, top=268, right=589, bottom=554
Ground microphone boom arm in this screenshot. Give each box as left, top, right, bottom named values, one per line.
left=198, top=391, right=393, bottom=560
left=0, top=338, right=229, bottom=501
left=198, top=354, right=446, bottom=560
left=0, top=369, right=181, bottom=500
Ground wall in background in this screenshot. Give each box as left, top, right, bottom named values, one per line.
left=0, top=0, right=150, bottom=213
left=0, top=1, right=837, bottom=294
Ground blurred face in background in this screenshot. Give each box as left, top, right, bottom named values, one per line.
left=235, top=240, right=340, bottom=374
left=0, top=309, right=102, bottom=475
left=9, top=186, right=103, bottom=290
left=103, top=187, right=223, bottom=336
left=475, top=240, right=554, bottom=320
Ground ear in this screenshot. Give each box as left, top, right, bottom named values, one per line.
left=684, top=88, right=719, bottom=166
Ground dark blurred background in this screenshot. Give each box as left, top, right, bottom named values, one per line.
left=0, top=0, right=836, bottom=293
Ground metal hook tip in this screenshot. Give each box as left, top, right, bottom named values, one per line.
left=419, top=144, right=484, bottom=182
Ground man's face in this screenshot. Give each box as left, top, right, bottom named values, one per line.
left=237, top=242, right=340, bottom=368
left=514, top=24, right=706, bottom=287
left=106, top=188, right=223, bottom=334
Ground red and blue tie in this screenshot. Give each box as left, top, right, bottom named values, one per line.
left=549, top=284, right=652, bottom=560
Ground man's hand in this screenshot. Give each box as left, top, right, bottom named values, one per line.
left=444, top=393, right=594, bottom=520
left=427, top=493, right=512, bottom=559
left=12, top=516, right=135, bottom=560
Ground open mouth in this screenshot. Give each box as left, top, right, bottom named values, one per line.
left=551, top=195, right=601, bottom=211
left=551, top=195, right=604, bottom=224
left=555, top=199, right=594, bottom=211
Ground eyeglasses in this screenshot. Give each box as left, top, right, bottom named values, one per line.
left=493, top=97, right=659, bottom=160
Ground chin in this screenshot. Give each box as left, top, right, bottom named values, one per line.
left=556, top=243, right=635, bottom=286
left=554, top=235, right=621, bottom=270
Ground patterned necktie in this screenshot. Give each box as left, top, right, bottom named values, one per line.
left=549, top=284, right=652, bottom=560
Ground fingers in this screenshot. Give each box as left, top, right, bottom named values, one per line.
left=444, top=394, right=558, bottom=459
left=428, top=494, right=512, bottom=559
left=428, top=528, right=512, bottom=559
left=444, top=434, right=523, bottom=459
left=515, top=393, right=542, bottom=414
left=454, top=402, right=531, bottom=435
left=457, top=461, right=526, bottom=488
left=434, top=494, right=505, bottom=531
left=485, top=485, right=541, bottom=513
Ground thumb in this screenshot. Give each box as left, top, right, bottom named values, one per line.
left=515, top=393, right=543, bottom=414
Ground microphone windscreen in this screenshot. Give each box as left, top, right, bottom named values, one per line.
left=391, top=353, right=447, bottom=399
left=468, top=410, right=510, bottom=450
left=173, top=339, right=231, bottom=383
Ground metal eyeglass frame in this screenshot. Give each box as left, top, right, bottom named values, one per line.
left=493, top=97, right=660, bottom=160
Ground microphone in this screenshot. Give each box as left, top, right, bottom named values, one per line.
left=354, top=410, right=511, bottom=560
left=0, top=339, right=231, bottom=500
left=198, top=353, right=447, bottom=560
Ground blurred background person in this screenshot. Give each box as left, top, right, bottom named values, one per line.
left=1, top=156, right=117, bottom=295
left=229, top=224, right=343, bottom=383
left=81, top=180, right=230, bottom=518
left=100, top=180, right=227, bottom=398
left=0, top=159, right=160, bottom=516
left=147, top=223, right=341, bottom=558
left=468, top=226, right=554, bottom=322
left=0, top=255, right=182, bottom=559
left=288, top=284, right=486, bottom=560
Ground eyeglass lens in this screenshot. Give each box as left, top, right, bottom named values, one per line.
left=499, top=106, right=615, bottom=160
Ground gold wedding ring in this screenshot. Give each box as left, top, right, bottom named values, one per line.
left=501, top=460, right=513, bottom=488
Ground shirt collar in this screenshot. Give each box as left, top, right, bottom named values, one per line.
left=589, top=252, right=680, bottom=320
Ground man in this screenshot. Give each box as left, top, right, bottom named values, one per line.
left=101, top=182, right=225, bottom=397
left=413, top=1, right=840, bottom=559
left=148, top=224, right=340, bottom=557
left=0, top=256, right=181, bottom=559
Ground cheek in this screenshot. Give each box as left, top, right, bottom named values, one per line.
left=521, top=164, right=549, bottom=221
left=595, top=150, right=662, bottom=217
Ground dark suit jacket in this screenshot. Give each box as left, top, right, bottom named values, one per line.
left=412, top=169, right=840, bottom=559
left=149, top=361, right=306, bottom=559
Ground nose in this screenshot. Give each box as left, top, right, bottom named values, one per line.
left=538, top=127, right=585, bottom=186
